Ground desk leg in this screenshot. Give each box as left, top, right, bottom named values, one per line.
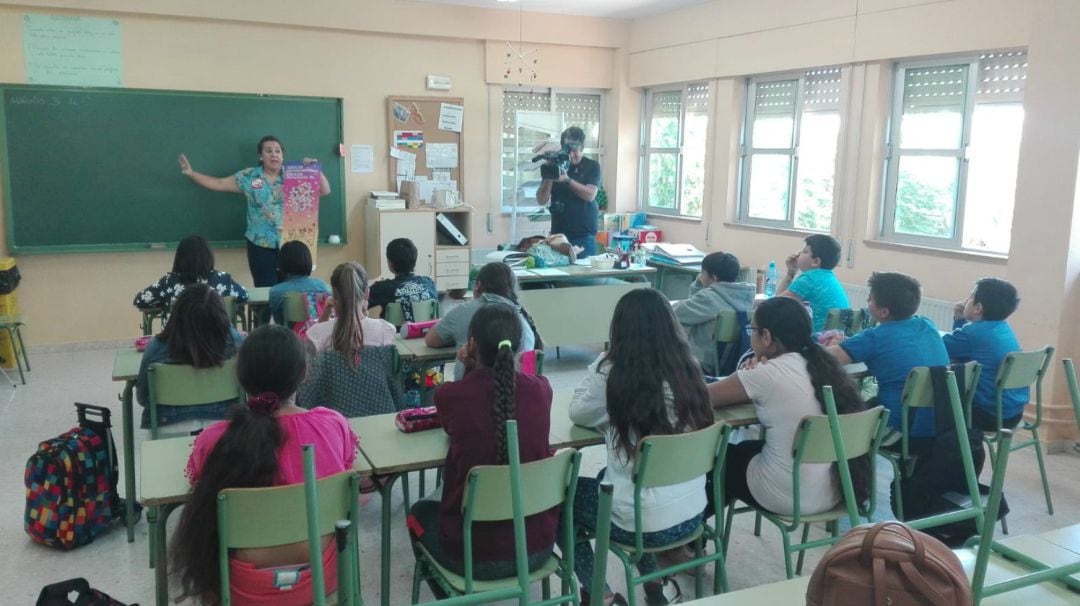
left=154, top=503, right=180, bottom=606
left=375, top=473, right=401, bottom=606
left=122, top=380, right=136, bottom=543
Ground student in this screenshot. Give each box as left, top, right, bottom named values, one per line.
left=426, top=262, right=540, bottom=380
left=516, top=233, right=579, bottom=267
left=170, top=325, right=358, bottom=606
left=305, top=261, right=397, bottom=355
left=776, top=234, right=850, bottom=332
left=672, top=251, right=756, bottom=375
left=406, top=304, right=556, bottom=595
left=943, top=277, right=1028, bottom=431
left=267, top=240, right=329, bottom=325
left=828, top=272, right=949, bottom=442
left=708, top=297, right=871, bottom=516
left=133, top=234, right=248, bottom=323
left=136, top=283, right=244, bottom=430
left=367, top=238, right=438, bottom=322
left=568, top=288, right=712, bottom=606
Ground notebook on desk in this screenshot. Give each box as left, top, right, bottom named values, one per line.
left=651, top=243, right=706, bottom=265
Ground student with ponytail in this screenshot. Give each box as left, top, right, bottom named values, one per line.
left=170, top=325, right=358, bottom=606
left=407, top=304, right=556, bottom=593
left=305, top=261, right=397, bottom=358
left=708, top=296, right=871, bottom=517
left=426, top=261, right=540, bottom=380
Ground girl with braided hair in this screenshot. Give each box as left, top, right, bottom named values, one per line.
left=407, top=304, right=556, bottom=594
left=171, top=325, right=358, bottom=606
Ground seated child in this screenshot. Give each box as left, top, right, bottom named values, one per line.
left=671, top=251, right=756, bottom=375
left=133, top=234, right=248, bottom=323
left=170, top=324, right=359, bottom=606
left=427, top=262, right=540, bottom=380
left=568, top=288, right=710, bottom=606
left=709, top=297, right=870, bottom=516
left=516, top=233, right=578, bottom=267
left=367, top=238, right=437, bottom=322
left=777, top=234, right=850, bottom=332
left=136, top=283, right=244, bottom=430
left=943, top=277, right=1028, bottom=431
left=406, top=304, right=556, bottom=595
left=305, top=261, right=397, bottom=355
left=268, top=240, right=330, bottom=325
left=828, top=272, right=949, bottom=441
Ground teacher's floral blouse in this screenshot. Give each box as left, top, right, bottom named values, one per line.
left=235, top=165, right=284, bottom=249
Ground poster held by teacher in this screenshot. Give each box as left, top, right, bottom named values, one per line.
left=282, top=161, right=322, bottom=266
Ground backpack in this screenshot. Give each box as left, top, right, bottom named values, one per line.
left=806, top=521, right=972, bottom=606
left=24, top=404, right=126, bottom=549
left=36, top=577, right=133, bottom=606
left=291, top=291, right=330, bottom=338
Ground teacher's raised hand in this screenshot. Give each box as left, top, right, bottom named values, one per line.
left=178, top=153, right=193, bottom=176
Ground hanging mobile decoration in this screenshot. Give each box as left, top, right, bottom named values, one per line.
left=503, top=2, right=538, bottom=88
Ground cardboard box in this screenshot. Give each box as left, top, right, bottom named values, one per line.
left=629, top=227, right=662, bottom=244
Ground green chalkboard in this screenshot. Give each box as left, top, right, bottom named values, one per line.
left=0, top=84, right=346, bottom=253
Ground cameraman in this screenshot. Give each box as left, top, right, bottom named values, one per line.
left=536, top=126, right=601, bottom=257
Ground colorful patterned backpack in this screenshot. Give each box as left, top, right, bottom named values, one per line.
left=24, top=404, right=124, bottom=549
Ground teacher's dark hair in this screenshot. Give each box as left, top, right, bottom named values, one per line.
left=603, top=288, right=712, bottom=461
left=278, top=240, right=313, bottom=279
left=257, top=135, right=284, bottom=157
left=170, top=325, right=307, bottom=603
left=172, top=235, right=215, bottom=284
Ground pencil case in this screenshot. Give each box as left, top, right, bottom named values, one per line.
left=400, top=319, right=438, bottom=339
left=394, top=406, right=441, bottom=433
left=134, top=336, right=153, bottom=352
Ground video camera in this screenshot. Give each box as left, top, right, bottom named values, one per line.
left=533, top=144, right=571, bottom=180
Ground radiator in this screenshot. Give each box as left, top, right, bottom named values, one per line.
left=842, top=283, right=955, bottom=332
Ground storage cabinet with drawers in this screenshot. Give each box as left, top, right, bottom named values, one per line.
left=364, top=201, right=472, bottom=291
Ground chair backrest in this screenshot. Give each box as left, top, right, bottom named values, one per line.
left=714, top=310, right=742, bottom=343
left=634, top=421, right=728, bottom=489
left=384, top=302, right=405, bottom=327
left=900, top=367, right=935, bottom=409
left=222, top=295, right=239, bottom=328
left=148, top=359, right=241, bottom=407
left=1063, top=359, right=1080, bottom=430
left=297, top=345, right=401, bottom=417
left=996, top=346, right=1053, bottom=391
left=412, top=299, right=438, bottom=322
left=823, top=309, right=848, bottom=332
left=796, top=406, right=888, bottom=464
left=464, top=447, right=579, bottom=522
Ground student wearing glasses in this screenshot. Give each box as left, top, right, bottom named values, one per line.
left=536, top=126, right=601, bottom=257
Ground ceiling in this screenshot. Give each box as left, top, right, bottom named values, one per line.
left=406, top=0, right=711, bottom=20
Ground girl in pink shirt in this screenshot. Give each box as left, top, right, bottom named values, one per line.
left=171, top=325, right=359, bottom=606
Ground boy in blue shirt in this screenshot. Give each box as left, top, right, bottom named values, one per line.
left=828, top=272, right=949, bottom=442
left=777, top=234, right=850, bottom=332
left=943, top=277, right=1028, bottom=432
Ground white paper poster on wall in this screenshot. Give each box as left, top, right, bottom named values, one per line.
left=23, top=14, right=123, bottom=87
left=425, top=143, right=458, bottom=169
left=350, top=144, right=373, bottom=173
left=438, top=103, right=464, bottom=132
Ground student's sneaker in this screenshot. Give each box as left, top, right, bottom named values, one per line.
left=644, top=576, right=682, bottom=606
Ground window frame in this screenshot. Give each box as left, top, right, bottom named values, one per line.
left=639, top=82, right=710, bottom=218
left=500, top=86, right=605, bottom=214
left=736, top=69, right=843, bottom=232
left=880, top=56, right=980, bottom=249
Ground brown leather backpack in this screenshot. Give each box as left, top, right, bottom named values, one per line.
left=806, top=521, right=972, bottom=606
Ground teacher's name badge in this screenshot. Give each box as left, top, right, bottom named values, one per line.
left=252, top=178, right=265, bottom=190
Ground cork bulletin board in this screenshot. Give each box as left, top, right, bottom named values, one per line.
left=386, top=95, right=465, bottom=193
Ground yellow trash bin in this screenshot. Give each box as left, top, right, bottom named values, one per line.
left=0, top=257, right=21, bottom=369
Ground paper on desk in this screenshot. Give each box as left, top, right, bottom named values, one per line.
left=572, top=259, right=592, bottom=266
left=528, top=268, right=568, bottom=277
left=512, top=268, right=533, bottom=278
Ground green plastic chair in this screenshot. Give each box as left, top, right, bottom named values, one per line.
left=587, top=421, right=733, bottom=604
left=221, top=295, right=244, bottom=330
left=723, top=390, right=888, bottom=579
left=217, top=445, right=362, bottom=606
left=713, top=310, right=746, bottom=376
left=980, top=347, right=1055, bottom=523
left=385, top=302, right=406, bottom=327
left=413, top=299, right=439, bottom=322
left=411, top=420, right=582, bottom=605
left=284, top=291, right=321, bottom=325
left=0, top=314, right=29, bottom=384
left=822, top=308, right=875, bottom=336
left=879, top=364, right=982, bottom=521
left=965, top=431, right=1080, bottom=603
left=147, top=359, right=243, bottom=440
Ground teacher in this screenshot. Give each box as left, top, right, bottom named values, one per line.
left=177, top=135, right=331, bottom=287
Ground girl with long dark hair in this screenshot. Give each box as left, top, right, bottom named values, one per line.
left=170, top=325, right=358, bottom=605
left=708, top=296, right=871, bottom=516
left=407, top=304, right=556, bottom=594
left=426, top=261, right=542, bottom=379
left=133, top=234, right=248, bottom=323
left=568, top=288, right=713, bottom=605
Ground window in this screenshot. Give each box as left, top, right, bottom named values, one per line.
left=881, top=51, right=1026, bottom=253
left=501, top=88, right=603, bottom=213
left=640, top=83, right=710, bottom=218
left=738, top=68, right=842, bottom=231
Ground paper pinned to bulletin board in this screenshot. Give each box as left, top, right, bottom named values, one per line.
left=387, top=95, right=464, bottom=199
left=281, top=161, right=322, bottom=265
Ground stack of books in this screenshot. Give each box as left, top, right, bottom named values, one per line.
left=648, top=243, right=706, bottom=265
left=369, top=191, right=406, bottom=210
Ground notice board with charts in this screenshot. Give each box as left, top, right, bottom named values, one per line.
left=386, top=95, right=464, bottom=194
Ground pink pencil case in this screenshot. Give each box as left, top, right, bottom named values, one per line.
left=135, top=336, right=153, bottom=352
left=400, top=320, right=438, bottom=339
left=395, top=406, right=441, bottom=433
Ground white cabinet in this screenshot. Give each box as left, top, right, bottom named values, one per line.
left=364, top=201, right=472, bottom=290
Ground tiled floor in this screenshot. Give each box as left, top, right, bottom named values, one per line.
left=0, top=346, right=1077, bottom=604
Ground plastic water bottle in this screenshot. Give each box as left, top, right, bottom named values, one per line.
left=764, top=261, right=777, bottom=297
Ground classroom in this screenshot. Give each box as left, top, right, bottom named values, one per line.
left=1, top=0, right=1079, bottom=604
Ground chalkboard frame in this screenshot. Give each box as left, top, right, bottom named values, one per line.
left=0, top=83, right=347, bottom=254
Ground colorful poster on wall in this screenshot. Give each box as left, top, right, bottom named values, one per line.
left=394, top=130, right=424, bottom=148
left=281, top=161, right=321, bottom=266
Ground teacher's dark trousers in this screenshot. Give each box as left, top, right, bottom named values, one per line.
left=246, top=240, right=280, bottom=287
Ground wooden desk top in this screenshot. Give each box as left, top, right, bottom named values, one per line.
left=396, top=338, right=457, bottom=363
left=247, top=286, right=270, bottom=305
left=513, top=263, right=655, bottom=283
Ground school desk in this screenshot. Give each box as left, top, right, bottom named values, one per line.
left=137, top=286, right=271, bottom=335
left=512, top=263, right=656, bottom=285
left=517, top=281, right=651, bottom=349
